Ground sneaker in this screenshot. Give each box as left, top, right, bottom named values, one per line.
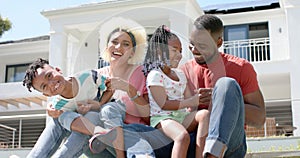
left=89, top=128, right=117, bottom=153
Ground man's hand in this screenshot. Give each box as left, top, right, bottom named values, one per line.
left=196, top=88, right=213, bottom=105
left=47, top=103, right=63, bottom=118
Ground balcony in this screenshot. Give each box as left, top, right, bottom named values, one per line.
left=223, top=38, right=270, bottom=62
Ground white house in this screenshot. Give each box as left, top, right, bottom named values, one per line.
left=0, top=0, right=299, bottom=157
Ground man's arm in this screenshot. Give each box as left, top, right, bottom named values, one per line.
left=244, top=89, right=266, bottom=128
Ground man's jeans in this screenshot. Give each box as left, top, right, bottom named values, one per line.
left=122, top=123, right=198, bottom=158
left=204, top=77, right=247, bottom=158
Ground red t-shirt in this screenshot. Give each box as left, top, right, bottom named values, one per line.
left=180, top=53, right=259, bottom=109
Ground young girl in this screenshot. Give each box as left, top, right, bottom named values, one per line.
left=143, top=25, right=210, bottom=158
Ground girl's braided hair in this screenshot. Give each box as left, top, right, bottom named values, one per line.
left=143, top=25, right=178, bottom=76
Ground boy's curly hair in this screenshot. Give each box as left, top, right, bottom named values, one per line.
left=23, top=58, right=49, bottom=92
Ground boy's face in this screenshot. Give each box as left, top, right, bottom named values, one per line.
left=32, top=64, right=66, bottom=96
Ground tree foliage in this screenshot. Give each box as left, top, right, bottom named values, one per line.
left=0, top=15, right=12, bottom=38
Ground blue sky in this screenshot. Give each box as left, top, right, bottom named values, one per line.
left=0, top=0, right=249, bottom=42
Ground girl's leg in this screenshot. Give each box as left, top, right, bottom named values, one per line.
left=159, top=119, right=190, bottom=158
left=195, top=110, right=210, bottom=158
left=182, top=110, right=210, bottom=158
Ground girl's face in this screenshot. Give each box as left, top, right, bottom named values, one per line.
left=168, top=37, right=182, bottom=68
left=107, top=31, right=134, bottom=62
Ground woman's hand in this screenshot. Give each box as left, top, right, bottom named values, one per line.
left=47, top=103, right=63, bottom=118
left=110, top=77, right=129, bottom=91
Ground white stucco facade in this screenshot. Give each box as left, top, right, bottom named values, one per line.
left=0, top=0, right=300, bottom=156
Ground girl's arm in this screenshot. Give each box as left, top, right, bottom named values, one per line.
left=183, top=84, right=197, bottom=112
left=149, top=86, right=199, bottom=111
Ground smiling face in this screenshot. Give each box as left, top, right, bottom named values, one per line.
left=168, top=37, right=182, bottom=68
left=189, top=27, right=220, bottom=65
left=107, top=31, right=134, bottom=63
left=32, top=64, right=67, bottom=96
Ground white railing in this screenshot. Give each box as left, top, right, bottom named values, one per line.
left=0, top=124, right=16, bottom=148
left=0, top=114, right=46, bottom=149
left=223, top=38, right=270, bottom=62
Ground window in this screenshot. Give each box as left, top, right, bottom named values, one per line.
left=223, top=22, right=270, bottom=61
left=5, top=63, right=30, bottom=83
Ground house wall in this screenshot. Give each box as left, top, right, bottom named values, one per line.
left=218, top=7, right=292, bottom=99
left=0, top=41, right=49, bottom=83
left=42, top=0, right=202, bottom=75
left=217, top=0, right=300, bottom=135
left=281, top=0, right=300, bottom=136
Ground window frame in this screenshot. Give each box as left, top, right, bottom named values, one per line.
left=5, top=63, right=30, bottom=83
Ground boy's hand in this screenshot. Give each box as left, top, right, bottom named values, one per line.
left=77, top=101, right=92, bottom=115
left=47, top=103, right=63, bottom=118
left=104, top=78, right=113, bottom=92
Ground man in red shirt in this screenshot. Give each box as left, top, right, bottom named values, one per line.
left=180, top=14, right=265, bottom=158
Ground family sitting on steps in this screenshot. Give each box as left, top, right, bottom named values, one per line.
left=23, top=14, right=265, bottom=158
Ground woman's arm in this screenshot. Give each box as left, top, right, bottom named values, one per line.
left=110, top=77, right=150, bottom=122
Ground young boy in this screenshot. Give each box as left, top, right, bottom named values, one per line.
left=23, top=58, right=125, bottom=157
